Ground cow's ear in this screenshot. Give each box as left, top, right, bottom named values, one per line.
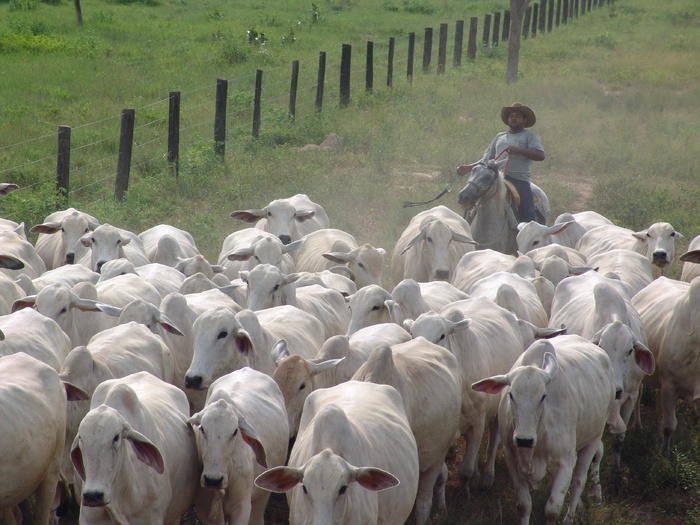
left=239, top=416, right=267, bottom=468
left=472, top=375, right=509, bottom=394
left=126, top=429, right=164, bottom=474
left=353, top=467, right=399, bottom=491
left=255, top=467, right=303, bottom=492
left=634, top=342, right=655, bottom=376
left=70, top=436, right=86, bottom=481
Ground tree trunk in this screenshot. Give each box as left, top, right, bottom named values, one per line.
left=506, top=0, right=530, bottom=84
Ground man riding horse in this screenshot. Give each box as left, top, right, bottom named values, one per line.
left=457, top=102, right=545, bottom=224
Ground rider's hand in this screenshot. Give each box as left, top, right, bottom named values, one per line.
left=456, top=165, right=471, bottom=176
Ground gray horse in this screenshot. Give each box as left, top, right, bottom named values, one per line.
left=458, top=160, right=549, bottom=255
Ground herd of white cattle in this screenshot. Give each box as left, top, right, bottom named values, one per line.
left=1, top=183, right=700, bottom=525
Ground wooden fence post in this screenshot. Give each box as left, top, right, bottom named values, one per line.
left=387, top=37, right=395, bottom=87
left=56, top=125, right=70, bottom=207
left=422, top=27, right=433, bottom=73
left=581, top=0, right=586, bottom=14
left=214, top=78, right=227, bottom=157
left=523, top=7, right=532, bottom=39
left=437, top=23, right=447, bottom=74
left=289, top=60, right=299, bottom=121
left=563, top=0, right=569, bottom=24
left=407, top=32, right=415, bottom=81
left=556, top=0, right=562, bottom=26
left=548, top=0, right=555, bottom=31
left=366, top=41, right=374, bottom=92
left=467, top=17, right=478, bottom=60
left=482, top=14, right=491, bottom=46
left=252, top=69, right=262, bottom=138
left=493, top=12, right=501, bottom=46
left=531, top=4, right=538, bottom=37
left=168, top=91, right=180, bottom=178
left=340, top=44, right=351, bottom=107
left=454, top=20, right=464, bottom=67
left=316, top=51, right=325, bottom=112
left=115, top=109, right=134, bottom=202
left=539, top=1, right=547, bottom=32
left=503, top=10, right=511, bottom=41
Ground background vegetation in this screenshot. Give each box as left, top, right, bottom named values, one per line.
left=2, top=0, right=700, bottom=523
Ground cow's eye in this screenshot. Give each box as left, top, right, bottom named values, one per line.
left=232, top=428, right=238, bottom=438
left=59, top=307, right=67, bottom=315
left=540, top=394, right=547, bottom=403
left=438, top=334, right=445, bottom=341
left=532, top=240, right=539, bottom=246
left=371, top=305, right=381, bottom=311
left=60, top=227, right=65, bottom=232
left=267, top=212, right=272, bottom=217
left=302, top=485, right=307, bottom=494
left=112, top=434, right=119, bottom=444
left=358, top=263, right=365, bottom=270
left=217, top=330, right=227, bottom=340
left=339, top=485, right=347, bottom=495
left=273, top=284, right=280, bottom=292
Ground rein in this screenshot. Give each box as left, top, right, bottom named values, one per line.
left=402, top=170, right=461, bottom=208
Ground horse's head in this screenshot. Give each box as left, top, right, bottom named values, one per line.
left=458, top=160, right=500, bottom=211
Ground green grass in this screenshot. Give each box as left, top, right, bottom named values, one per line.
left=2, top=0, right=700, bottom=523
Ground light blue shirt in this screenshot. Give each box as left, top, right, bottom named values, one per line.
left=481, top=130, right=544, bottom=182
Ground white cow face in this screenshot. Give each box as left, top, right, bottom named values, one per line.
left=240, top=264, right=299, bottom=311
left=185, top=308, right=253, bottom=391
left=255, top=449, right=398, bottom=525
left=81, top=224, right=131, bottom=273
left=592, top=321, right=655, bottom=400
left=406, top=309, right=472, bottom=348
left=71, top=405, right=164, bottom=508
left=188, top=398, right=266, bottom=490
left=633, top=222, right=682, bottom=269
left=346, top=285, right=393, bottom=337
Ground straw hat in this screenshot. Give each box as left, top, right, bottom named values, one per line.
left=501, top=102, right=536, bottom=127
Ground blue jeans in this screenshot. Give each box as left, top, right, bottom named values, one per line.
left=505, top=175, right=536, bottom=223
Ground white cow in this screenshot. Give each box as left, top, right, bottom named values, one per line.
left=469, top=271, right=549, bottom=327
left=549, top=275, right=655, bottom=465
left=241, top=263, right=350, bottom=339
left=0, top=273, right=26, bottom=316
left=0, top=353, right=86, bottom=524
left=99, top=259, right=186, bottom=298
left=59, top=322, right=177, bottom=484
left=389, top=279, right=469, bottom=327
left=274, top=323, right=411, bottom=437
left=78, top=223, right=150, bottom=273
left=0, top=182, right=19, bottom=196
left=218, top=228, right=300, bottom=281
left=352, top=338, right=462, bottom=525
left=71, top=372, right=199, bottom=524
left=451, top=249, right=536, bottom=295
left=345, top=284, right=394, bottom=336
left=576, top=222, right=683, bottom=274
left=632, top=276, right=700, bottom=454
left=391, top=205, right=476, bottom=284
left=680, top=235, right=700, bottom=283
left=17, top=263, right=100, bottom=295
left=31, top=207, right=100, bottom=270
left=294, top=228, right=386, bottom=289
left=184, top=306, right=323, bottom=400
left=230, top=194, right=330, bottom=246
left=473, top=336, right=625, bottom=525
left=138, top=224, right=199, bottom=266
left=14, top=273, right=162, bottom=348
left=526, top=243, right=589, bottom=266
left=516, top=210, right=613, bottom=254
left=255, top=381, right=419, bottom=525
left=188, top=368, right=289, bottom=525
left=405, top=296, right=526, bottom=493
left=587, top=248, right=654, bottom=296
left=0, top=230, right=47, bottom=279
left=0, top=307, right=72, bottom=372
